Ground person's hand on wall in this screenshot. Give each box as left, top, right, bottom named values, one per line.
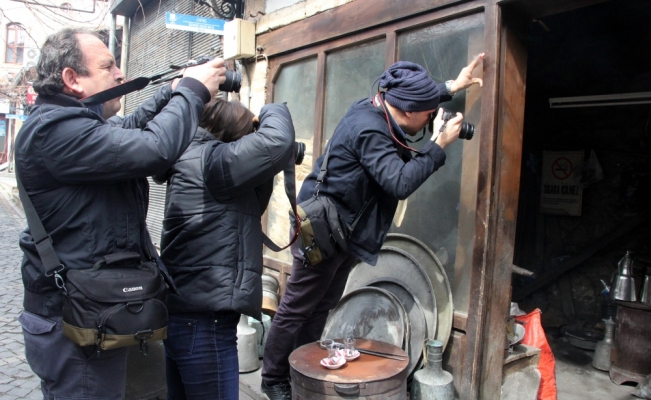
left=449, top=52, right=485, bottom=93
left=182, top=57, right=227, bottom=97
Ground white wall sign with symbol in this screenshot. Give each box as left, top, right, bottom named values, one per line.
left=165, top=12, right=225, bottom=35
left=540, top=150, right=584, bottom=216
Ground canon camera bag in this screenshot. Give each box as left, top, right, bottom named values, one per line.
left=17, top=177, right=168, bottom=355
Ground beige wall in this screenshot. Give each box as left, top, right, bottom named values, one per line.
left=0, top=0, right=117, bottom=101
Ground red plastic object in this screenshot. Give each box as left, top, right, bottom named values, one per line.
left=516, top=309, right=557, bottom=400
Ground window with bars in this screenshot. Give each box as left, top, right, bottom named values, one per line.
left=5, top=23, right=26, bottom=64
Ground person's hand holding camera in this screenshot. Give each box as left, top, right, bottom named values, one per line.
left=431, top=108, right=463, bottom=149
left=182, top=57, right=227, bottom=97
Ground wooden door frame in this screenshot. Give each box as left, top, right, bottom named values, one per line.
left=258, top=2, right=499, bottom=398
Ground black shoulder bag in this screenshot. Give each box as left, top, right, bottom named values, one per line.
left=289, top=143, right=375, bottom=266
left=17, top=177, right=168, bottom=355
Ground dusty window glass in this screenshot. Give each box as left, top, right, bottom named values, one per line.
left=264, top=58, right=318, bottom=263
left=5, top=24, right=26, bottom=64
left=393, top=13, right=484, bottom=314
left=324, top=40, right=386, bottom=143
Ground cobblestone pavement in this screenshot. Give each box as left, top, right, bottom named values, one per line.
left=0, top=192, right=42, bottom=399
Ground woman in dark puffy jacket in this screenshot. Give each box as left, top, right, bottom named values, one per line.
left=155, top=98, right=295, bottom=399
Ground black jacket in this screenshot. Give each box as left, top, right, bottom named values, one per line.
left=298, top=95, right=450, bottom=265
left=15, top=78, right=210, bottom=317
left=156, top=103, right=295, bottom=319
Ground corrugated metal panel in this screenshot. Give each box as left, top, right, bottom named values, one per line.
left=191, top=6, right=224, bottom=59
left=124, top=0, right=228, bottom=248
left=125, top=0, right=193, bottom=115
left=147, top=177, right=167, bottom=248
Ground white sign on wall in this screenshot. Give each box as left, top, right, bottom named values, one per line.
left=0, top=100, right=10, bottom=114
left=540, top=150, right=584, bottom=216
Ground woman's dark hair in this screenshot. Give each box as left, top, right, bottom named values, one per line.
left=200, top=98, right=255, bottom=143
left=32, top=28, right=97, bottom=96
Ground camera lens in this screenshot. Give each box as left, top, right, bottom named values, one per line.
left=459, top=122, right=475, bottom=140
left=219, top=70, right=242, bottom=93
left=295, top=142, right=306, bottom=165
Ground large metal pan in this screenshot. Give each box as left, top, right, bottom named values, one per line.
left=383, top=234, right=454, bottom=350
left=343, top=247, right=437, bottom=349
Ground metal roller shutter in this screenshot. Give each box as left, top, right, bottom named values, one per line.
left=124, top=0, right=227, bottom=248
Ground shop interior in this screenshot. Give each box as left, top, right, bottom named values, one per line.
left=511, top=0, right=651, bottom=397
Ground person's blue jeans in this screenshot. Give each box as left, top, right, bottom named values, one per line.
left=164, top=311, right=240, bottom=400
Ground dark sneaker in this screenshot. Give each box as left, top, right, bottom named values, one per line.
left=261, top=380, right=292, bottom=400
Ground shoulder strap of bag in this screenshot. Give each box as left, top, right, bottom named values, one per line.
left=262, top=141, right=332, bottom=252
left=262, top=158, right=300, bottom=252
left=318, top=141, right=377, bottom=233
left=16, top=175, right=65, bottom=279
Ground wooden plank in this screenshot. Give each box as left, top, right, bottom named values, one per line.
left=477, top=4, right=528, bottom=399
left=256, top=0, right=467, bottom=56
left=513, top=212, right=651, bottom=300
left=456, top=3, right=501, bottom=399
left=313, top=52, right=326, bottom=159
left=498, top=0, right=610, bottom=19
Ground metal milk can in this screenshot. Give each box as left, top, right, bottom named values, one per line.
left=237, top=314, right=260, bottom=372
left=592, top=318, right=615, bottom=371
left=411, top=340, right=455, bottom=400
left=249, top=314, right=272, bottom=358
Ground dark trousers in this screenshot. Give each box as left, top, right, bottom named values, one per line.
left=164, top=311, right=240, bottom=400
left=261, top=243, right=359, bottom=385
left=19, top=311, right=128, bottom=400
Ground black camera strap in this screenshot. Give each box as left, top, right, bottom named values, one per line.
left=16, top=176, right=65, bottom=279
left=262, top=160, right=300, bottom=252
left=372, top=93, right=438, bottom=155
left=80, top=56, right=212, bottom=106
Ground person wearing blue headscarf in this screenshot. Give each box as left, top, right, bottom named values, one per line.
left=260, top=54, right=485, bottom=400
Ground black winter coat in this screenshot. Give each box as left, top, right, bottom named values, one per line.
left=156, top=103, right=295, bottom=319
left=298, top=95, right=450, bottom=265
left=15, top=79, right=210, bottom=317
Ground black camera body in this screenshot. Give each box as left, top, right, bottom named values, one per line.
left=441, top=109, right=475, bottom=140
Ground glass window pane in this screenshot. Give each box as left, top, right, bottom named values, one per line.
left=18, top=29, right=26, bottom=45
left=265, top=58, right=318, bottom=263
left=324, top=40, right=386, bottom=143
left=7, top=28, right=15, bottom=45
left=394, top=13, right=484, bottom=313
left=6, top=49, right=14, bottom=64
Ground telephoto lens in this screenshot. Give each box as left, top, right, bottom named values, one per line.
left=219, top=70, right=242, bottom=93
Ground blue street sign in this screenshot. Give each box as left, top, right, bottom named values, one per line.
left=165, top=12, right=225, bottom=35
left=5, top=114, right=27, bottom=121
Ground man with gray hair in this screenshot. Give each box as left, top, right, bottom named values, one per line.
left=15, top=28, right=226, bottom=399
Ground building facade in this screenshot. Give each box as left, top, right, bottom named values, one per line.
left=0, top=0, right=115, bottom=170
left=111, top=0, right=651, bottom=398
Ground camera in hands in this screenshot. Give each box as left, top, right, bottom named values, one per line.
left=220, top=70, right=242, bottom=93
left=441, top=109, right=475, bottom=140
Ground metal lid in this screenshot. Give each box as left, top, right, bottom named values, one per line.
left=289, top=339, right=409, bottom=397
left=344, top=246, right=438, bottom=349
left=321, top=286, right=408, bottom=350
left=369, top=280, right=427, bottom=377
